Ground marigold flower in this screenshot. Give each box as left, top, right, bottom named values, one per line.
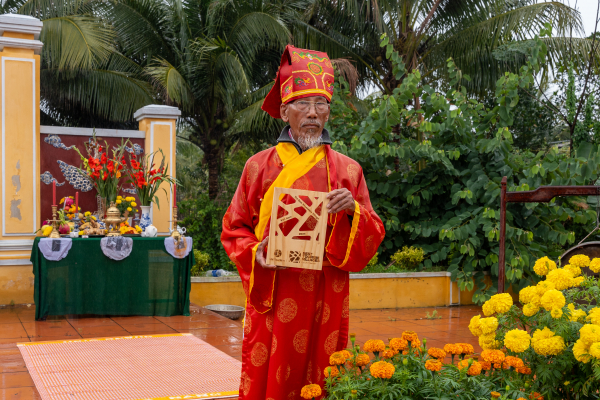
left=579, top=324, right=600, bottom=346
left=300, top=384, right=322, bottom=399
left=389, top=337, right=408, bottom=351
left=340, top=349, right=353, bottom=361
left=427, top=347, right=447, bottom=359
left=324, top=365, right=339, bottom=378
left=480, top=360, right=492, bottom=370
left=480, top=317, right=499, bottom=335
left=363, top=339, right=386, bottom=353
left=491, top=391, right=501, bottom=398
left=586, top=308, right=600, bottom=325
left=504, top=329, right=531, bottom=353
left=519, top=286, right=538, bottom=304
left=573, top=339, right=591, bottom=363
left=517, top=366, right=532, bottom=374
left=517, top=398, right=527, bottom=400
left=482, top=301, right=495, bottom=316
left=590, top=258, right=600, bottom=273
left=467, top=361, right=482, bottom=376
left=355, top=353, right=370, bottom=366
left=546, top=269, right=575, bottom=290
left=531, top=327, right=565, bottom=356
left=536, top=280, right=555, bottom=297
left=502, top=356, right=524, bottom=369
left=329, top=352, right=346, bottom=365
left=401, top=331, right=419, bottom=342
left=479, top=333, right=501, bottom=350
left=425, top=359, right=442, bottom=372
left=571, top=276, right=585, bottom=287
left=481, top=349, right=505, bottom=364
left=443, top=343, right=462, bottom=355
left=563, top=264, right=582, bottom=278
left=469, top=315, right=483, bottom=336
left=457, top=359, right=470, bottom=369
left=589, top=343, right=600, bottom=359
left=458, top=343, right=474, bottom=355
left=370, top=360, right=395, bottom=378
left=530, top=392, right=543, bottom=400
left=523, top=303, right=540, bottom=317
left=490, top=293, right=513, bottom=314
left=411, top=338, right=421, bottom=348
left=540, top=289, right=566, bottom=311
left=550, top=308, right=563, bottom=319
left=534, top=256, right=556, bottom=276
left=570, top=254, right=591, bottom=268
left=381, top=347, right=395, bottom=359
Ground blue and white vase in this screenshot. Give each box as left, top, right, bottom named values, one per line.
left=140, top=206, right=152, bottom=232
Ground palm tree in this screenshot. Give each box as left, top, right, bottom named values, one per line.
left=1, top=0, right=155, bottom=127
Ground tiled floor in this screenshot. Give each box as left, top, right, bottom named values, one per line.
left=0, top=304, right=482, bottom=399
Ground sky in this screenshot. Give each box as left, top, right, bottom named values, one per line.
left=570, top=0, right=600, bottom=36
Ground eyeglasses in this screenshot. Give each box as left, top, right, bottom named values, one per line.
left=290, top=100, right=330, bottom=113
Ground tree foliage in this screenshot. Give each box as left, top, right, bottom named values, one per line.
left=327, top=26, right=600, bottom=302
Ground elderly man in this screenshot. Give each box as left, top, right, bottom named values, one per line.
left=221, top=45, right=384, bottom=399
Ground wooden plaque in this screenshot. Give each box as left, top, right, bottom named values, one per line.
left=267, top=187, right=329, bottom=270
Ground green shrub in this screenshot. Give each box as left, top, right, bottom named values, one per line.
left=391, top=246, right=425, bottom=270
left=191, top=250, right=210, bottom=276
left=367, top=253, right=378, bottom=268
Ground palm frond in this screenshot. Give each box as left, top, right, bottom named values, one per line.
left=145, top=57, right=195, bottom=110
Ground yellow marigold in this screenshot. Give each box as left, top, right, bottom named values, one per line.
left=480, top=360, right=492, bottom=370
left=570, top=254, right=591, bottom=268
left=546, top=269, right=575, bottom=290
left=389, top=338, right=408, bottom=351
left=370, top=360, right=395, bottom=379
left=534, top=256, right=556, bottom=276
left=491, top=391, right=501, bottom=398
left=443, top=343, right=462, bottom=355
left=536, top=280, right=555, bottom=297
left=482, top=301, right=495, bottom=316
left=523, top=303, right=540, bottom=317
left=355, top=353, right=370, bottom=366
left=587, top=308, right=600, bottom=325
left=401, top=331, right=419, bottom=342
left=517, top=366, right=532, bottom=374
left=458, top=343, right=474, bottom=355
left=480, top=317, right=499, bottom=335
left=519, top=286, right=538, bottom=304
left=479, top=334, right=502, bottom=350
left=589, top=343, right=600, bottom=359
left=573, top=339, right=592, bottom=363
left=540, top=289, right=566, bottom=311
left=428, top=347, right=446, bottom=359
left=425, top=359, right=442, bottom=372
left=481, top=349, right=505, bottom=364
left=568, top=303, right=587, bottom=322
left=579, top=324, right=600, bottom=346
left=551, top=308, right=563, bottom=319
left=490, top=293, right=513, bottom=314
left=469, top=315, right=484, bottom=336
left=300, top=384, right=322, bottom=399
left=324, top=365, right=339, bottom=378
left=504, top=329, right=531, bottom=353
left=364, top=339, right=386, bottom=353
left=330, top=352, right=346, bottom=365
left=381, top=347, right=395, bottom=359
left=590, top=258, right=600, bottom=273
left=571, top=276, right=585, bottom=287
left=564, top=264, right=582, bottom=278
left=503, top=356, right=524, bottom=369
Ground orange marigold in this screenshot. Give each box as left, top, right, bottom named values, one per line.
left=503, top=356, right=524, bottom=369
left=480, top=360, right=492, bottom=370
left=355, top=353, right=370, bottom=367
left=370, top=360, right=395, bottom=379
left=425, top=359, right=443, bottom=372
left=443, top=343, right=462, bottom=355
left=481, top=349, right=505, bottom=364
left=402, top=330, right=419, bottom=342
left=530, top=393, right=543, bottom=400
left=517, top=366, right=532, bottom=375
left=458, top=343, right=475, bottom=354
left=364, top=339, right=386, bottom=353
left=428, top=347, right=447, bottom=359
left=491, top=392, right=501, bottom=398
left=330, top=352, right=346, bottom=365
left=300, top=384, right=322, bottom=399
left=341, top=350, right=353, bottom=361
left=324, top=366, right=339, bottom=378
left=381, top=347, right=396, bottom=359
left=389, top=337, right=408, bottom=351
left=411, top=338, right=421, bottom=348
left=468, top=361, right=483, bottom=376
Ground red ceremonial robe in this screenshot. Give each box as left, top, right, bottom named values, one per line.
left=221, top=140, right=384, bottom=399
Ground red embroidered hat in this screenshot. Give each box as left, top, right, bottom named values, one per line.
left=261, top=44, right=334, bottom=119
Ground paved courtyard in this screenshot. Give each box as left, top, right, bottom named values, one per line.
left=0, top=304, right=482, bottom=399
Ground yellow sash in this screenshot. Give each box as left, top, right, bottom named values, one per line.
left=249, top=142, right=326, bottom=312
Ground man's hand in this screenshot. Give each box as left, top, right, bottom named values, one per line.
left=327, top=188, right=355, bottom=214
left=256, top=237, right=287, bottom=270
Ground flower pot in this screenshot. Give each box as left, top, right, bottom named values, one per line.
left=140, top=205, right=152, bottom=232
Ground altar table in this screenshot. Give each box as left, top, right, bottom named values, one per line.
left=31, top=237, right=193, bottom=320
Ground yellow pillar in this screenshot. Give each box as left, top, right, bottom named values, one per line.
left=0, top=14, right=43, bottom=304
left=134, top=105, right=181, bottom=235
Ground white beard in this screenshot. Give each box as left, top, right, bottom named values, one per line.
left=297, top=134, right=323, bottom=151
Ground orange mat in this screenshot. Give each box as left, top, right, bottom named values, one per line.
left=18, top=333, right=240, bottom=400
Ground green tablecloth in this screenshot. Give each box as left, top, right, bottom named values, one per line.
left=31, top=237, right=193, bottom=320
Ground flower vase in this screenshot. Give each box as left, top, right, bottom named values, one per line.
left=140, top=206, right=152, bottom=232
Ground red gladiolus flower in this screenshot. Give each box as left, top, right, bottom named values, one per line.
left=131, top=160, right=140, bottom=170
left=107, top=161, right=114, bottom=174
left=102, top=172, right=108, bottom=181
left=100, top=153, right=107, bottom=165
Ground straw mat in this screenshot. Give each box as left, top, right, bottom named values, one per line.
left=18, top=333, right=240, bottom=400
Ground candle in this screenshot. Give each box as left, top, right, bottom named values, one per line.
left=76, top=192, right=79, bottom=213
left=173, top=184, right=177, bottom=207
left=52, top=181, right=56, bottom=205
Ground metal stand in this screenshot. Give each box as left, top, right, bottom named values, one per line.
left=49, top=205, right=60, bottom=238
